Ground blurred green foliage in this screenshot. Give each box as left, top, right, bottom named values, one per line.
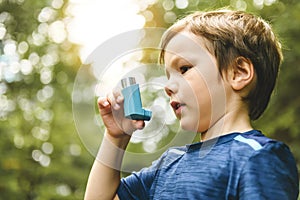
left=0, top=0, right=91, bottom=199
left=0, top=0, right=299, bottom=199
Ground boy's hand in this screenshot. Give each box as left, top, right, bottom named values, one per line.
left=98, top=88, right=145, bottom=139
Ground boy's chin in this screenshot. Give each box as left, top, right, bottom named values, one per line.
left=179, top=121, right=199, bottom=133
left=179, top=119, right=209, bottom=134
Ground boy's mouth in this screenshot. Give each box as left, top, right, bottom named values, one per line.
left=170, top=101, right=185, bottom=116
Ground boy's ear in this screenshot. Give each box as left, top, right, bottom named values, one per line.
left=228, top=56, right=255, bottom=91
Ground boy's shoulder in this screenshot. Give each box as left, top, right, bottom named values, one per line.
left=163, top=130, right=293, bottom=164
left=157, top=130, right=295, bottom=171
left=229, top=130, right=297, bottom=179
left=232, top=130, right=276, bottom=150
left=231, top=130, right=290, bottom=155
left=231, top=130, right=299, bottom=198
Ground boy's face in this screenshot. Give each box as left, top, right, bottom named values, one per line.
left=164, top=31, right=227, bottom=133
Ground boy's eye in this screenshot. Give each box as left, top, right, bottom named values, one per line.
left=179, top=66, right=192, bottom=74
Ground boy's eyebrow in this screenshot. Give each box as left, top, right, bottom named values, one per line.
left=166, top=53, right=180, bottom=68
left=168, top=54, right=193, bottom=68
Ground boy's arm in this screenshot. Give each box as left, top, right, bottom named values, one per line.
left=84, top=133, right=130, bottom=200
left=84, top=94, right=145, bottom=200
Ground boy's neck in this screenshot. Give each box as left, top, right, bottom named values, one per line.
left=200, top=109, right=253, bottom=141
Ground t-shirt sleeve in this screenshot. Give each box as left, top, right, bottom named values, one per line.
left=238, top=142, right=299, bottom=200
left=117, top=152, right=167, bottom=200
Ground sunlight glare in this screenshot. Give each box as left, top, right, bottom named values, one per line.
left=67, top=0, right=146, bottom=62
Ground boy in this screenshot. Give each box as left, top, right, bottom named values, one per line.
left=84, top=10, right=299, bottom=199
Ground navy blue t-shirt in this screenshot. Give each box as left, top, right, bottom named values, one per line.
left=117, top=130, right=299, bottom=199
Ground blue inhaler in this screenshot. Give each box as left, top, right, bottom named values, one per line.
left=121, top=77, right=152, bottom=121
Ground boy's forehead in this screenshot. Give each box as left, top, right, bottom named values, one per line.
left=165, top=32, right=208, bottom=54
left=163, top=31, right=214, bottom=64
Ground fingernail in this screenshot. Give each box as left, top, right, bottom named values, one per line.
left=103, top=101, right=109, bottom=107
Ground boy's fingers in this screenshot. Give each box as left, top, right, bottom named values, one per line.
left=98, top=97, right=110, bottom=108
left=116, top=95, right=124, bottom=104
left=97, top=97, right=111, bottom=112
left=107, top=93, right=121, bottom=110
left=97, top=97, right=113, bottom=116
left=133, top=120, right=145, bottom=130
left=113, top=88, right=124, bottom=104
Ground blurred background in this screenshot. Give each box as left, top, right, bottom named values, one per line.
left=0, top=0, right=299, bottom=199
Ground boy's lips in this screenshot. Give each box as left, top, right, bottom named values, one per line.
left=170, top=101, right=186, bottom=116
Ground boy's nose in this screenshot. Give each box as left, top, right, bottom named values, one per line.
left=164, top=86, right=172, bottom=97
left=164, top=79, right=178, bottom=97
